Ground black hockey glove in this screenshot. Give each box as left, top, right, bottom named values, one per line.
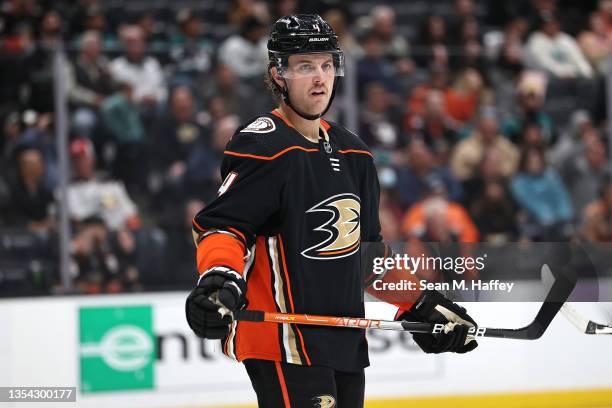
left=185, top=266, right=247, bottom=339
left=396, top=290, right=478, bottom=354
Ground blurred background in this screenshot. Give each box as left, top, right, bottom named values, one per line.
left=0, top=0, right=612, bottom=407
left=1, top=0, right=612, bottom=295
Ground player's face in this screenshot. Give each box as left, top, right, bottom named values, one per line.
left=285, top=53, right=335, bottom=117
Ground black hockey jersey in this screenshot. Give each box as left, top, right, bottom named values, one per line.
left=192, top=109, right=382, bottom=372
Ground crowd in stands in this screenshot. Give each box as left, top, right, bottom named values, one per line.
left=0, top=0, right=611, bottom=295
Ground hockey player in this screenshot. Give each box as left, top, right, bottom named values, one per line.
left=186, top=14, right=478, bottom=407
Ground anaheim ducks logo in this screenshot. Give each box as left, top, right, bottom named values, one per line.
left=302, top=193, right=360, bottom=260
left=312, top=394, right=336, bottom=408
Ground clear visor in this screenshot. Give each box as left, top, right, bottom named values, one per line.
left=276, top=52, right=345, bottom=79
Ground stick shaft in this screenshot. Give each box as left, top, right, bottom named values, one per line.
left=260, top=311, right=431, bottom=332
left=227, top=266, right=576, bottom=340
left=235, top=310, right=494, bottom=337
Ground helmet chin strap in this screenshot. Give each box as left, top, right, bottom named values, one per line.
left=272, top=70, right=340, bottom=121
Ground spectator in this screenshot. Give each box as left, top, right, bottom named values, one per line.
left=109, top=25, right=167, bottom=107
left=510, top=146, right=573, bottom=240
left=169, top=9, right=214, bottom=84
left=136, top=12, right=168, bottom=53
left=462, top=147, right=511, bottom=207
left=0, top=0, right=41, bottom=37
left=153, top=86, right=207, bottom=172
left=76, top=4, right=119, bottom=50
left=549, top=109, right=592, bottom=168
left=67, top=30, right=114, bottom=109
left=496, top=18, right=528, bottom=79
left=99, top=81, right=147, bottom=195
left=67, top=138, right=140, bottom=231
left=66, top=30, right=114, bottom=138
left=270, top=0, right=299, bottom=21
left=151, top=86, right=209, bottom=213
left=15, top=112, right=58, bottom=191
left=227, top=0, right=270, bottom=26
left=396, top=139, right=463, bottom=209
left=323, top=9, right=361, bottom=57
left=370, top=6, right=413, bottom=73
left=201, top=64, right=256, bottom=121
left=378, top=186, right=404, bottom=242
left=444, top=67, right=482, bottom=125
left=414, top=15, right=449, bottom=68
left=501, top=73, right=555, bottom=145
left=183, top=114, right=241, bottom=203
left=218, top=16, right=269, bottom=81
left=449, top=0, right=477, bottom=34
left=402, top=174, right=479, bottom=243
left=67, top=138, right=142, bottom=293
left=597, top=0, right=612, bottom=34
left=578, top=11, right=612, bottom=74
left=559, top=130, right=612, bottom=218
left=407, top=90, right=458, bottom=158
left=404, top=63, right=450, bottom=127
left=379, top=205, right=402, bottom=242
left=0, top=22, right=33, bottom=107
left=518, top=123, right=547, bottom=149
left=470, top=178, right=518, bottom=243
left=4, top=146, right=55, bottom=233
left=580, top=179, right=612, bottom=242
left=357, top=31, right=398, bottom=99
left=451, top=108, right=520, bottom=181
left=450, top=17, right=487, bottom=76
left=358, top=82, right=403, bottom=152
left=525, top=12, right=594, bottom=79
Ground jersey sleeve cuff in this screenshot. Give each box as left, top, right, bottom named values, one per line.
left=196, top=233, right=246, bottom=276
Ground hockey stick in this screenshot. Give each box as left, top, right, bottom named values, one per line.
left=560, top=303, right=612, bottom=335
left=230, top=264, right=577, bottom=340
left=540, top=264, right=612, bottom=335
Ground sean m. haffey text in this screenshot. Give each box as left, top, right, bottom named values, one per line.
left=369, top=253, right=516, bottom=293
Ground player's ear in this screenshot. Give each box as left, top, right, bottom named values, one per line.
left=270, top=67, right=285, bottom=89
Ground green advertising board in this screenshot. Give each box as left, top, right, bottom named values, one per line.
left=79, top=305, right=155, bottom=392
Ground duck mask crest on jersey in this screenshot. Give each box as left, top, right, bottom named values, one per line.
left=302, top=193, right=361, bottom=260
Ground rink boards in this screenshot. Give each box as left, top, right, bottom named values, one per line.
left=0, top=292, right=611, bottom=407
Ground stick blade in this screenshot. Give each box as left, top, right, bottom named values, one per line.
left=527, top=264, right=578, bottom=339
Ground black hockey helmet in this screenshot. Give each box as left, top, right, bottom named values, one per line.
left=267, top=14, right=344, bottom=120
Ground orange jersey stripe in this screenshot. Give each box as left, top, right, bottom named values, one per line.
left=192, top=218, right=206, bottom=233
left=275, top=361, right=292, bottom=407
left=227, top=227, right=246, bottom=244
left=278, top=235, right=312, bottom=366
left=320, top=118, right=331, bottom=131
left=338, top=149, right=374, bottom=157
left=272, top=109, right=332, bottom=132
left=196, top=233, right=245, bottom=275
left=224, top=146, right=319, bottom=161
left=271, top=109, right=294, bottom=128
left=234, top=237, right=283, bottom=361
left=225, top=146, right=374, bottom=160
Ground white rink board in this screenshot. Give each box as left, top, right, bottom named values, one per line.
left=0, top=294, right=611, bottom=408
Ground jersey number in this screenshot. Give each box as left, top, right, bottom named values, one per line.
left=218, top=172, right=238, bottom=196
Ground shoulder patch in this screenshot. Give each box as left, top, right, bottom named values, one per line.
left=240, top=117, right=276, bottom=134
